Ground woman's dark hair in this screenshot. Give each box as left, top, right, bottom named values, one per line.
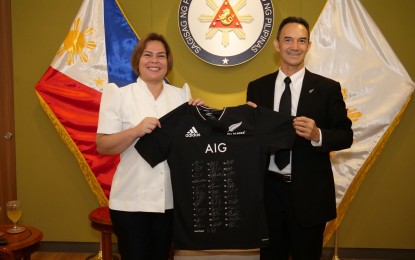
left=131, top=33, right=173, bottom=76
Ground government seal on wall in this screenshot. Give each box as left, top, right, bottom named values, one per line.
left=178, top=0, right=274, bottom=67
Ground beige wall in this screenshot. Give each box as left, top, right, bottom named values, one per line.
left=12, top=0, right=415, bottom=248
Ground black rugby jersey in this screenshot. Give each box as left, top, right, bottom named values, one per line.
left=135, top=103, right=295, bottom=250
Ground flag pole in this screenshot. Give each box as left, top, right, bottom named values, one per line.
left=331, top=230, right=341, bottom=260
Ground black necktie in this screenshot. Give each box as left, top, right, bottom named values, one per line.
left=274, top=77, right=292, bottom=170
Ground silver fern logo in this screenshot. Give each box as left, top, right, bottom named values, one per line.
left=227, top=121, right=245, bottom=135
left=228, top=121, right=242, bottom=132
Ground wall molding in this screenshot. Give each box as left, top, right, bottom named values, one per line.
left=38, top=242, right=415, bottom=259
left=322, top=247, right=415, bottom=259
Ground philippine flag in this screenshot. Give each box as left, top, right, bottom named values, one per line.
left=34, top=0, right=138, bottom=205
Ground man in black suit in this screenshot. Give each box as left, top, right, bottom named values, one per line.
left=246, top=16, right=353, bottom=260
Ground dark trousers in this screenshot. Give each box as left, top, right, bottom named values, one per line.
left=110, top=209, right=173, bottom=260
left=260, top=174, right=325, bottom=260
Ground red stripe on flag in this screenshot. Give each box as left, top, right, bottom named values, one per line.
left=35, top=66, right=119, bottom=200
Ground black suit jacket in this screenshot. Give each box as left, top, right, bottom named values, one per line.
left=247, top=69, right=353, bottom=227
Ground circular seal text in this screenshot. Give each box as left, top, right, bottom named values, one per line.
left=178, top=0, right=274, bottom=66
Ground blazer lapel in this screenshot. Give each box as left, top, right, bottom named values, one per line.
left=297, top=69, right=317, bottom=116
left=263, top=71, right=279, bottom=110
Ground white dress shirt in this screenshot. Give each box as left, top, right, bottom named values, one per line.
left=269, top=68, right=322, bottom=174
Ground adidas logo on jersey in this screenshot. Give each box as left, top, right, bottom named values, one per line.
left=185, top=126, right=201, bottom=137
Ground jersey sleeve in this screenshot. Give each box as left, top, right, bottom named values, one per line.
left=254, top=106, right=296, bottom=153
left=135, top=103, right=187, bottom=167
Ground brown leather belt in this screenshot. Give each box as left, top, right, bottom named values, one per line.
left=267, top=170, right=291, bottom=182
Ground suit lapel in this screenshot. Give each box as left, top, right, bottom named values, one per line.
left=297, top=69, right=317, bottom=116
left=263, top=71, right=279, bottom=110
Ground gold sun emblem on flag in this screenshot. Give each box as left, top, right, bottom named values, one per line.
left=342, top=88, right=362, bottom=123
left=56, top=18, right=97, bottom=65
left=198, top=0, right=254, bottom=47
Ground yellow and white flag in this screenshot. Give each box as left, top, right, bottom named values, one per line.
left=305, top=0, right=415, bottom=243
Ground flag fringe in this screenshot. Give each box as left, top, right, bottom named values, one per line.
left=35, top=91, right=109, bottom=206
left=323, top=95, right=413, bottom=245
left=114, top=0, right=139, bottom=39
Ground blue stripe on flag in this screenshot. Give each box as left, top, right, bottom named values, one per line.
left=104, top=0, right=138, bottom=87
